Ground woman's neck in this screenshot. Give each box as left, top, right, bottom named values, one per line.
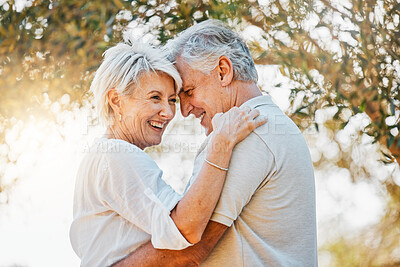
left=104, top=126, right=140, bottom=148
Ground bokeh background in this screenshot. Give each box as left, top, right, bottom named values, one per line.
left=0, top=0, right=399, bottom=266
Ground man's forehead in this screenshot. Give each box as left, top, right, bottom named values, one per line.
left=175, top=59, right=194, bottom=87
left=174, top=56, right=210, bottom=92
left=175, top=56, right=188, bottom=71
left=180, top=79, right=195, bottom=89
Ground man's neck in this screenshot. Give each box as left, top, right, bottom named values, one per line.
left=229, top=81, right=262, bottom=108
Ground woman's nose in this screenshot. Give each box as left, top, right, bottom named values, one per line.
left=160, top=102, right=175, bottom=119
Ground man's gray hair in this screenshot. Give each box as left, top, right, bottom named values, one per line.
left=90, top=39, right=182, bottom=125
left=165, top=19, right=258, bottom=83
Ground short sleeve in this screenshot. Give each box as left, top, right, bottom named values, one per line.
left=98, top=140, right=191, bottom=250
left=210, top=133, right=276, bottom=226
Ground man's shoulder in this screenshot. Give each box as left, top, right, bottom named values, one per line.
left=230, top=131, right=276, bottom=178
left=250, top=103, right=312, bottom=169
left=256, top=104, right=301, bottom=133
left=234, top=130, right=270, bottom=155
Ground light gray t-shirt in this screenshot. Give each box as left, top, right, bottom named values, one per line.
left=185, top=95, right=317, bottom=266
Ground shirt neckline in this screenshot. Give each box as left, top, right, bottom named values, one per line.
left=239, top=94, right=273, bottom=109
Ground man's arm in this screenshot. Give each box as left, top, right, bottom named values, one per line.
left=111, top=221, right=228, bottom=267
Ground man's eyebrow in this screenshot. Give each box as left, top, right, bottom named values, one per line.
left=178, top=84, right=192, bottom=94
left=147, top=90, right=162, bottom=95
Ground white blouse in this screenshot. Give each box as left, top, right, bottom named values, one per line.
left=70, top=138, right=191, bottom=267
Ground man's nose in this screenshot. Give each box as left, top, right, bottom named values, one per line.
left=179, top=94, right=192, bottom=117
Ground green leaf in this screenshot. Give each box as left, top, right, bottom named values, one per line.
left=387, top=135, right=395, bottom=148
left=360, top=101, right=366, bottom=112
left=390, top=98, right=395, bottom=115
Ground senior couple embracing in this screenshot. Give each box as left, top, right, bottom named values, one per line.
left=70, top=19, right=317, bottom=267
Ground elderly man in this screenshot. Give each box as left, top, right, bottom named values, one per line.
left=114, top=19, right=317, bottom=267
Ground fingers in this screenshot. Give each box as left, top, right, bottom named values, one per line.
left=216, top=106, right=267, bottom=132
left=244, top=111, right=267, bottom=132
left=240, top=106, right=252, bottom=113
left=238, top=106, right=260, bottom=118
left=213, top=106, right=268, bottom=146
left=249, top=109, right=260, bottom=120
left=254, top=115, right=268, bottom=127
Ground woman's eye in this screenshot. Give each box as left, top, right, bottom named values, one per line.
left=169, top=98, right=177, bottom=103
left=151, top=95, right=161, bottom=100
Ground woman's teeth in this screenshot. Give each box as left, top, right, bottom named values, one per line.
left=199, top=113, right=205, bottom=120
left=149, top=121, right=165, bottom=129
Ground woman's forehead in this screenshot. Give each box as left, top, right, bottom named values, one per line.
left=131, top=71, right=176, bottom=95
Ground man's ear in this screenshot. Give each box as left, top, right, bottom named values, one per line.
left=217, top=56, right=234, bottom=87
left=107, top=89, right=121, bottom=115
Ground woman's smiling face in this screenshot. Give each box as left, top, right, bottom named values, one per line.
left=119, top=71, right=177, bottom=149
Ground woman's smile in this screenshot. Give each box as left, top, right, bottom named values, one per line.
left=148, top=120, right=168, bottom=131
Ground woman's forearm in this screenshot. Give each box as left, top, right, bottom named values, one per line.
left=170, top=134, right=233, bottom=244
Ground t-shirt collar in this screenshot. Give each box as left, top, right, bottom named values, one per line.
left=239, top=94, right=273, bottom=109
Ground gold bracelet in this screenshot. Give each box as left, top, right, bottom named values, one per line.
left=204, top=159, right=229, bottom=171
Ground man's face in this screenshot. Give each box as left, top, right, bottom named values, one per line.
left=176, top=58, right=229, bottom=135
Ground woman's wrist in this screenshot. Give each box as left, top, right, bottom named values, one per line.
left=205, top=134, right=234, bottom=171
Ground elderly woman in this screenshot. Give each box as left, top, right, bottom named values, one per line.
left=69, top=40, right=266, bottom=266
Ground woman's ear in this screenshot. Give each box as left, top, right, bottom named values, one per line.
left=217, top=56, right=234, bottom=87
left=107, top=89, right=121, bottom=116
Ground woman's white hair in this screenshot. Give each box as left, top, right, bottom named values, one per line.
left=90, top=38, right=182, bottom=125
left=165, top=19, right=258, bottom=83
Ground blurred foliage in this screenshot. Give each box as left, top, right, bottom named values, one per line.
left=1, top=0, right=398, bottom=160
left=0, top=0, right=133, bottom=134
left=1, top=0, right=400, bottom=265
left=321, top=177, right=400, bottom=266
